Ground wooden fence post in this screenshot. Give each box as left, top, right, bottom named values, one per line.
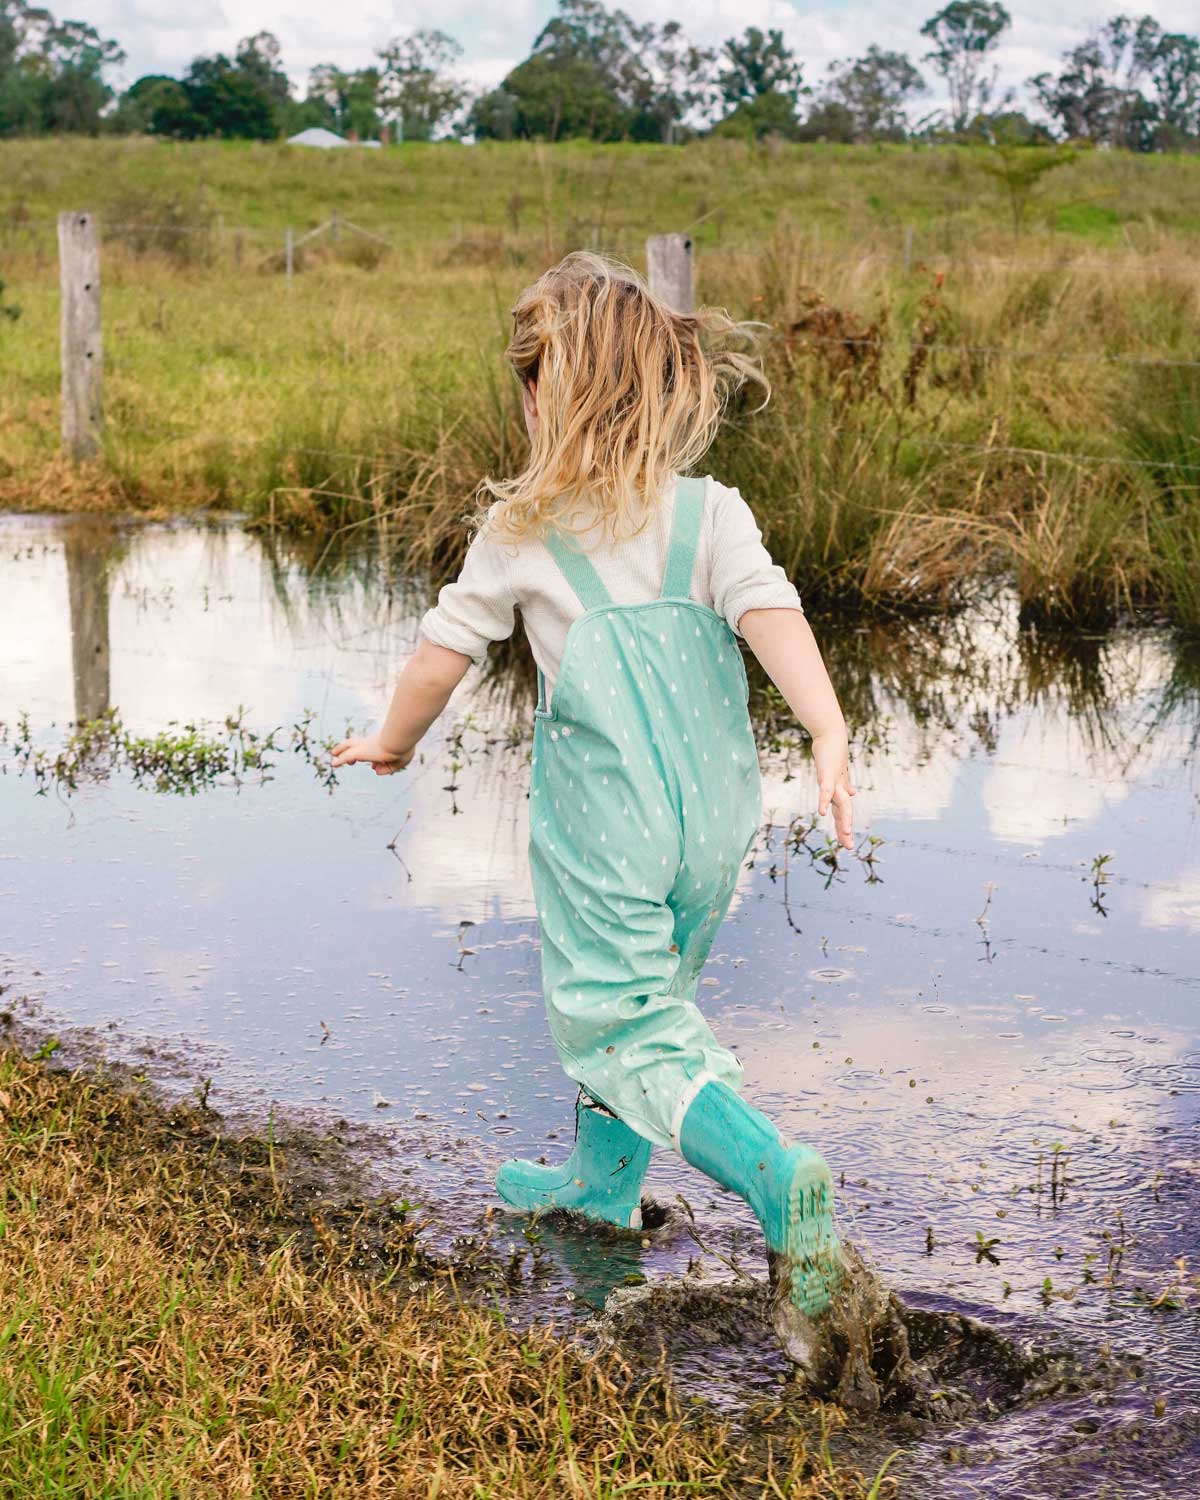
left=57, top=210, right=103, bottom=461
left=646, top=233, right=694, bottom=313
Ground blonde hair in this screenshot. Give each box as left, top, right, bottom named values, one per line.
left=478, top=250, right=768, bottom=545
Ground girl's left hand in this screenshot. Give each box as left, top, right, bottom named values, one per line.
left=330, top=733, right=413, bottom=776
left=812, top=732, right=856, bottom=850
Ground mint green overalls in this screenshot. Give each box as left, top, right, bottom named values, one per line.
left=529, top=477, right=762, bottom=1152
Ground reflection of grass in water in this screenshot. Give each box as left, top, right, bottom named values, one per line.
left=0, top=708, right=340, bottom=796
left=768, top=605, right=1200, bottom=772
left=0, top=1042, right=887, bottom=1497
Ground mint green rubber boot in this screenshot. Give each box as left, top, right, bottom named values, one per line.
left=495, top=1094, right=652, bottom=1230
left=678, top=1081, right=842, bottom=1318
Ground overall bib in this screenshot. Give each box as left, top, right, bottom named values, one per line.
left=529, top=477, right=762, bottom=1151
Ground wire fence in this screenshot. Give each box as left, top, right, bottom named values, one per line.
left=9, top=211, right=1197, bottom=365
left=7, top=209, right=1200, bottom=270
left=12, top=208, right=1200, bottom=490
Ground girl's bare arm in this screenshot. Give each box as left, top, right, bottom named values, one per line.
left=331, top=640, right=473, bottom=775
left=738, top=608, right=855, bottom=848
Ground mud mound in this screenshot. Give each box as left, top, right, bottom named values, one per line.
left=593, top=1256, right=1137, bottom=1425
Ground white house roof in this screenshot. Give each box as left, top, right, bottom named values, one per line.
left=287, top=127, right=349, bottom=148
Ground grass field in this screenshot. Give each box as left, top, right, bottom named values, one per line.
left=1, top=137, right=1198, bottom=629
left=0, top=1041, right=888, bottom=1497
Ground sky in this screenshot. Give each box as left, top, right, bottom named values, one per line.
left=70, top=2, right=1200, bottom=117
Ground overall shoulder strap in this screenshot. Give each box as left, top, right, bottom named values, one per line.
left=542, top=526, right=612, bottom=611
left=660, top=475, right=704, bottom=600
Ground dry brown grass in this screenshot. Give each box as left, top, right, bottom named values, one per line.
left=0, top=1043, right=886, bottom=1498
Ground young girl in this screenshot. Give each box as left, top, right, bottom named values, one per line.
left=332, top=252, right=855, bottom=1341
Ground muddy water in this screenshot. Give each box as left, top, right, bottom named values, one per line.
left=2, top=513, right=1198, bottom=1496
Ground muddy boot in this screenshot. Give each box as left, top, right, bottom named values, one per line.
left=495, top=1092, right=651, bottom=1230
left=677, top=1081, right=842, bottom=1337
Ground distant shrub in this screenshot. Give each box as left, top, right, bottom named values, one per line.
left=103, top=187, right=218, bottom=265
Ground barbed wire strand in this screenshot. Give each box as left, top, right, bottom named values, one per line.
left=762, top=327, right=1200, bottom=371
left=5, top=213, right=1200, bottom=274
left=922, top=438, right=1200, bottom=473
left=258, top=438, right=1200, bottom=477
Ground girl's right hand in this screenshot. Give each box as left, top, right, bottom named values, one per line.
left=330, top=733, right=414, bottom=776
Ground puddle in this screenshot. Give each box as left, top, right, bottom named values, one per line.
left=2, top=513, right=1200, bottom=1497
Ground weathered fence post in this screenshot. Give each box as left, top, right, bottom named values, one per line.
left=285, top=226, right=294, bottom=288
left=57, top=210, right=103, bottom=461
left=646, top=233, right=694, bottom=313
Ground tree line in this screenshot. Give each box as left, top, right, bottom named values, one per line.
left=2, top=0, right=1198, bottom=151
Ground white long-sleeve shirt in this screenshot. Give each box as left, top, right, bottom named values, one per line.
left=418, top=472, right=804, bottom=705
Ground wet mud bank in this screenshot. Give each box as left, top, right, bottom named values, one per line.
left=4, top=1001, right=1185, bottom=1500
left=1, top=1022, right=902, bottom=1497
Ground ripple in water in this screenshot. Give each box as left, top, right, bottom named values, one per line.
left=1128, top=1060, right=1200, bottom=1093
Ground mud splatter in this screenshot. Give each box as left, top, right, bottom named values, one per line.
left=592, top=1256, right=1138, bottom=1429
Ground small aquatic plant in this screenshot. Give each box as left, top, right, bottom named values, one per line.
left=1089, top=852, right=1114, bottom=916
left=0, top=709, right=342, bottom=797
